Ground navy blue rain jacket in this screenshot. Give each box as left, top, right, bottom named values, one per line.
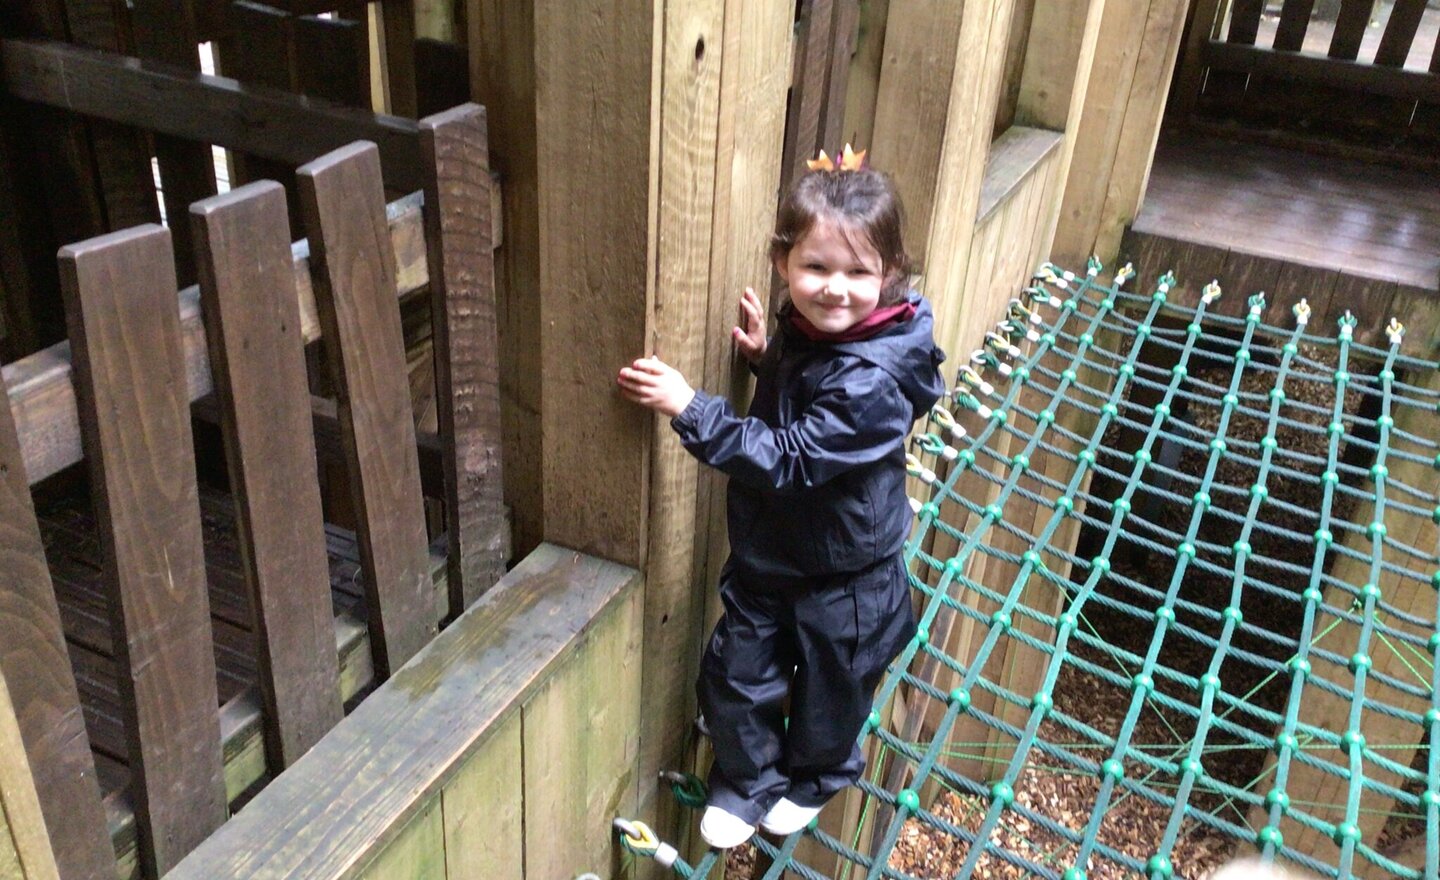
left=671, top=290, right=946, bottom=578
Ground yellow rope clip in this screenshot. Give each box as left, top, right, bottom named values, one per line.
left=1386, top=317, right=1405, bottom=346
left=1292, top=299, right=1311, bottom=326
left=1201, top=281, right=1222, bottom=305
left=614, top=818, right=659, bottom=856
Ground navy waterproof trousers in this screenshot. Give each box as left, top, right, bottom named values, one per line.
left=697, top=553, right=916, bottom=824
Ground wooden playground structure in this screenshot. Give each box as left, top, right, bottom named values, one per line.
left=0, top=0, right=1436, bottom=878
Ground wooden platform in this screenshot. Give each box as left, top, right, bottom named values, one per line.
left=1120, top=132, right=1440, bottom=349
left=35, top=482, right=471, bottom=875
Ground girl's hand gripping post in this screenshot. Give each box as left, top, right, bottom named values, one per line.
left=616, top=356, right=697, bottom=418
left=733, top=287, right=767, bottom=365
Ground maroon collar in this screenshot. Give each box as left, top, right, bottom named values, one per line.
left=788, top=301, right=916, bottom=343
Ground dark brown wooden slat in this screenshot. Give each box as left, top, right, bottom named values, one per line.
left=781, top=0, right=840, bottom=193
left=820, top=0, right=860, bottom=152
left=1328, top=0, right=1372, bottom=60
left=0, top=38, right=427, bottom=194
left=191, top=181, right=344, bottom=769
left=0, top=377, right=114, bottom=879
left=1225, top=0, right=1265, bottom=45
left=1375, top=0, right=1428, bottom=67
left=414, top=37, right=471, bottom=118
left=381, top=0, right=419, bottom=117
left=1273, top=0, right=1316, bottom=51
left=58, top=225, right=226, bottom=875
left=297, top=142, right=434, bottom=676
left=130, top=0, right=216, bottom=286
left=292, top=13, right=371, bottom=107
left=419, top=104, right=506, bottom=615
left=218, top=0, right=306, bottom=234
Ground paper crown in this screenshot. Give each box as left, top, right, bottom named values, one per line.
left=807, top=143, right=867, bottom=172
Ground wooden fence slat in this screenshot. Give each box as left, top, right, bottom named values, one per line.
left=1374, top=0, right=1428, bottom=67
left=1273, top=0, right=1316, bottom=52
left=130, top=0, right=216, bottom=286
left=380, top=0, right=418, bottom=116
left=58, top=225, right=226, bottom=875
left=219, top=0, right=306, bottom=232
left=1328, top=0, right=1372, bottom=61
left=1225, top=0, right=1265, bottom=46
left=293, top=12, right=372, bottom=106
left=0, top=379, right=113, bottom=879
left=297, top=142, right=434, bottom=676
left=418, top=104, right=505, bottom=615
left=190, top=181, right=345, bottom=769
left=779, top=0, right=841, bottom=196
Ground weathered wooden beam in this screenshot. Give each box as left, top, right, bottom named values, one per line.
left=0, top=352, right=113, bottom=879
left=419, top=103, right=506, bottom=614
left=1203, top=41, right=1440, bottom=101
left=165, top=545, right=641, bottom=879
left=0, top=38, right=428, bottom=193
left=58, top=225, right=226, bottom=875
left=3, top=192, right=428, bottom=488
left=191, top=181, right=345, bottom=769
left=298, top=142, right=435, bottom=677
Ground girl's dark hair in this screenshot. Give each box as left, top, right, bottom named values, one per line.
left=769, top=167, right=916, bottom=305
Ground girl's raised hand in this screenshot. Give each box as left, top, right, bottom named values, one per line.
left=733, top=287, right=767, bottom=365
left=616, top=356, right=696, bottom=417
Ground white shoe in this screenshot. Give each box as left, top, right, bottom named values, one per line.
left=758, top=798, right=821, bottom=835
left=700, top=805, right=756, bottom=849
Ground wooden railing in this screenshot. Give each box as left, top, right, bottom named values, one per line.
left=0, top=61, right=506, bottom=875
left=1173, top=0, right=1440, bottom=159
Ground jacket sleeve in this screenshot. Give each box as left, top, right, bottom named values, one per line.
left=670, top=362, right=910, bottom=493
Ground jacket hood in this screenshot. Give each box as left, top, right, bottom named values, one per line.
left=815, top=290, right=947, bottom=420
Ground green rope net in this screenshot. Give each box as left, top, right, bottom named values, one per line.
left=620, top=261, right=1440, bottom=880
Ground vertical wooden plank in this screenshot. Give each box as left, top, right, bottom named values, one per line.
left=293, top=12, right=373, bottom=106
left=780, top=0, right=841, bottom=194
left=1273, top=0, right=1316, bottom=51
left=1374, top=0, right=1427, bottom=67
left=58, top=225, right=226, bottom=875
left=297, top=142, right=435, bottom=676
left=441, top=712, right=523, bottom=880
left=1090, top=0, right=1194, bottom=264
left=994, top=0, right=1038, bottom=135
left=869, top=0, right=965, bottom=265
left=1318, top=274, right=1397, bottom=350
left=0, top=391, right=112, bottom=879
left=413, top=37, right=472, bottom=117
left=130, top=0, right=216, bottom=286
left=356, top=799, right=443, bottom=880
left=521, top=586, right=641, bottom=879
left=820, top=0, right=861, bottom=151
left=1225, top=0, right=1265, bottom=45
left=1328, top=0, right=1372, bottom=60
left=923, top=0, right=1018, bottom=351
left=381, top=0, right=420, bottom=116
left=468, top=0, right=543, bottom=558
left=0, top=672, right=61, bottom=880
left=638, top=0, right=725, bottom=844
left=533, top=0, right=653, bottom=567
left=839, top=0, right=890, bottom=152
left=418, top=104, right=506, bottom=614
left=190, top=181, right=345, bottom=768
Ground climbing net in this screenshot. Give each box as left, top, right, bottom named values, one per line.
left=620, top=261, right=1440, bottom=879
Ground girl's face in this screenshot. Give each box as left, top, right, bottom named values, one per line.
left=777, top=218, right=886, bottom=334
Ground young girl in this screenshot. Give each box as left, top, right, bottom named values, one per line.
left=617, top=152, right=946, bottom=848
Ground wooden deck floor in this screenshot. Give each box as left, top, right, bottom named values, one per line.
left=1133, top=134, right=1440, bottom=292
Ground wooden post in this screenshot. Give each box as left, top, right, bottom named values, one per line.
left=298, top=142, right=435, bottom=677
left=418, top=104, right=507, bottom=612
left=0, top=365, right=113, bottom=878
left=59, top=225, right=227, bottom=875
left=468, top=0, right=543, bottom=559
left=190, top=181, right=345, bottom=769
left=0, top=670, right=61, bottom=880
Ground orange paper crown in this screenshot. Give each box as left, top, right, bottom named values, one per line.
left=806, top=143, right=867, bottom=172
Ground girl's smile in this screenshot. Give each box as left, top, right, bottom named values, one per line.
left=777, top=219, right=886, bottom=334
